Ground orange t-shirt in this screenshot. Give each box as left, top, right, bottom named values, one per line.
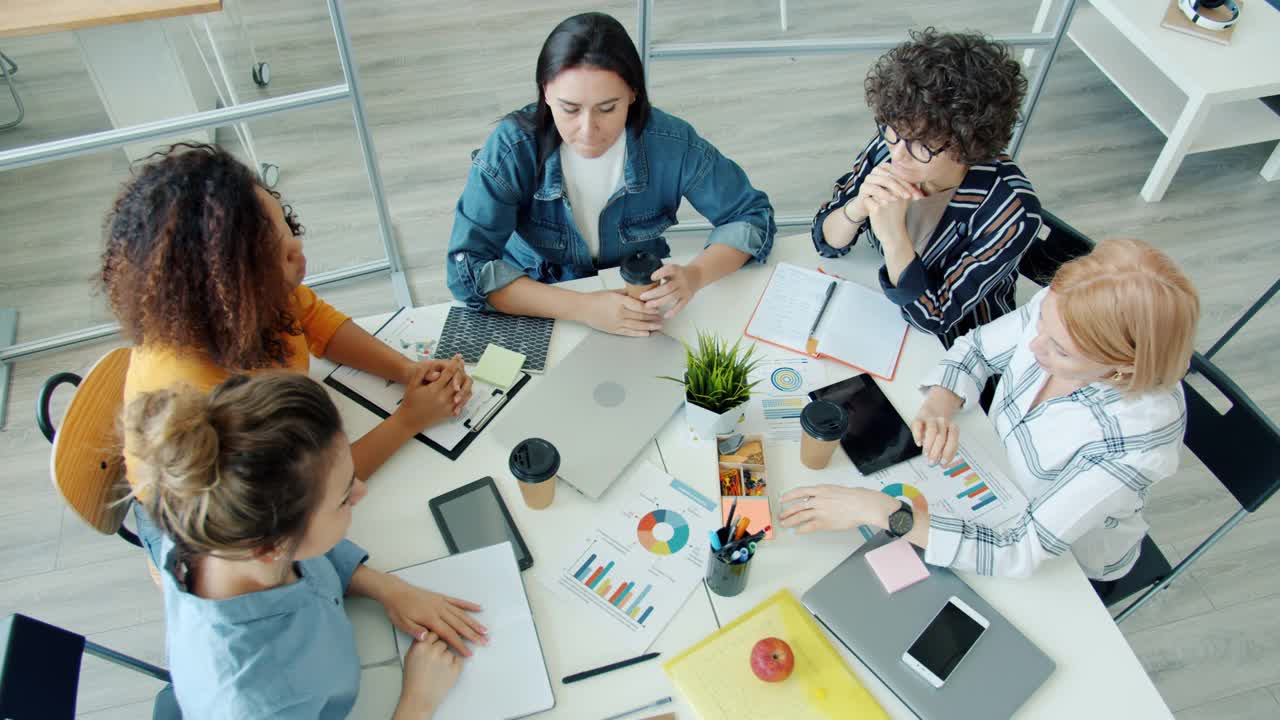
left=123, top=285, right=349, bottom=495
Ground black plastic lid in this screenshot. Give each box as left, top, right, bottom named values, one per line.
left=620, top=251, right=663, bottom=286
left=509, top=438, right=560, bottom=482
left=800, top=400, right=848, bottom=441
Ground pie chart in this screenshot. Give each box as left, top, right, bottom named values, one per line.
left=881, top=482, right=929, bottom=514
left=636, top=509, right=690, bottom=555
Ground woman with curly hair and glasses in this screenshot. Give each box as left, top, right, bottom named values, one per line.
left=813, top=29, right=1042, bottom=347
left=102, top=144, right=473, bottom=558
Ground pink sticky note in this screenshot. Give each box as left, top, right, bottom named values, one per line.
left=865, top=538, right=930, bottom=594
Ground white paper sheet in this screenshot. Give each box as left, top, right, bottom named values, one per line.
left=539, top=461, right=720, bottom=654
left=747, top=357, right=827, bottom=442
left=745, top=264, right=831, bottom=351
left=392, top=543, right=554, bottom=720
left=813, top=279, right=909, bottom=380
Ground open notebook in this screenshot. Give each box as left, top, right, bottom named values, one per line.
left=745, top=263, right=909, bottom=380
left=392, top=543, right=554, bottom=719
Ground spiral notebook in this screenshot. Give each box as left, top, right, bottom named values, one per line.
left=745, top=263, right=909, bottom=381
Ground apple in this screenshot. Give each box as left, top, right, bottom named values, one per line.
left=750, top=637, right=795, bottom=682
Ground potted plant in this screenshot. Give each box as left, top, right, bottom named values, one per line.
left=662, top=331, right=761, bottom=441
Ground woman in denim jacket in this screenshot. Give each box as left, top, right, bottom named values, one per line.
left=447, top=12, right=775, bottom=336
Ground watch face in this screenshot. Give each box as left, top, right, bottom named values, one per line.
left=889, top=505, right=914, bottom=537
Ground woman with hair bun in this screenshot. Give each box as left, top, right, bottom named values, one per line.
left=813, top=28, right=1042, bottom=347
left=127, top=373, right=485, bottom=719
left=781, top=239, right=1200, bottom=582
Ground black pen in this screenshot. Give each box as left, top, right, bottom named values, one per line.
left=806, top=280, right=838, bottom=354
left=562, top=652, right=660, bottom=684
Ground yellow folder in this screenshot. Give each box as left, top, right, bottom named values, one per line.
left=664, top=590, right=888, bottom=719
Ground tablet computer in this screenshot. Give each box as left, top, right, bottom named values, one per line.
left=429, top=477, right=533, bottom=570
left=810, top=374, right=922, bottom=475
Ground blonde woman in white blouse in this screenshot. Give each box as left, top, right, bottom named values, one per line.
left=781, top=238, right=1200, bottom=581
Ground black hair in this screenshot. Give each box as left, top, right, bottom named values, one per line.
left=509, top=12, right=651, bottom=182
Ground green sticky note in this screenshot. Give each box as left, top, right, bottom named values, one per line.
left=472, top=343, right=526, bottom=390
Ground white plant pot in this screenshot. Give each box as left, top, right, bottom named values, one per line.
left=685, top=397, right=747, bottom=442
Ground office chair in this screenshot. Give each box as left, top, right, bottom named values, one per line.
left=0, top=613, right=179, bottom=719
left=1107, top=352, right=1280, bottom=622
left=0, top=49, right=22, bottom=131
left=36, top=348, right=140, bottom=548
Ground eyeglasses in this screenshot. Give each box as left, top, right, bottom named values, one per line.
left=877, top=123, right=949, bottom=164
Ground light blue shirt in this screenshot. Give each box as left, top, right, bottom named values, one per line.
left=148, top=535, right=369, bottom=719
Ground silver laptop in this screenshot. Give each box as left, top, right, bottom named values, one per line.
left=802, top=532, right=1055, bottom=719
left=493, top=331, right=685, bottom=499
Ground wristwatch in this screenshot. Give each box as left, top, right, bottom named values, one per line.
left=885, top=500, right=914, bottom=538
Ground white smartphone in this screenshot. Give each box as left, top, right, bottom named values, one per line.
left=902, top=596, right=990, bottom=688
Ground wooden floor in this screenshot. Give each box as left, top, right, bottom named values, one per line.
left=1, top=1, right=1277, bottom=716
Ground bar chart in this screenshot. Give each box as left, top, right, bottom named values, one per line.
left=944, top=459, right=1000, bottom=513
left=571, top=552, right=656, bottom=626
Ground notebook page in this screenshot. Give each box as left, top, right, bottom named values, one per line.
left=392, top=543, right=554, bottom=720
left=745, top=264, right=834, bottom=351
left=814, top=280, right=909, bottom=379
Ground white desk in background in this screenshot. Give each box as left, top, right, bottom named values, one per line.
left=1068, top=0, right=1280, bottom=201
left=330, top=235, right=1170, bottom=718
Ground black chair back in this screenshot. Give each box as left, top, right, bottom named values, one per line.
left=1018, top=209, right=1095, bottom=288
left=1182, top=353, right=1280, bottom=513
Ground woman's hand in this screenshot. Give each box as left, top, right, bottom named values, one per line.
left=779, top=485, right=898, bottom=534
left=911, top=386, right=965, bottom=465
left=394, top=633, right=464, bottom=720
left=582, top=289, right=664, bottom=337
left=401, top=354, right=472, bottom=415
left=640, top=262, right=704, bottom=319
left=392, top=363, right=469, bottom=432
left=380, top=576, right=487, bottom=656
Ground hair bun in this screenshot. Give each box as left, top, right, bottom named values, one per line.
left=124, top=385, right=221, bottom=502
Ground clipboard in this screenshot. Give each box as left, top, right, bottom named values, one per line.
left=744, top=263, right=909, bottom=381
left=323, top=308, right=531, bottom=461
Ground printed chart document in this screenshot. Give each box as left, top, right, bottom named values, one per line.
left=839, top=446, right=1028, bottom=540
left=748, top=357, right=827, bottom=442
left=745, top=263, right=909, bottom=380
left=392, top=542, right=554, bottom=720
left=541, top=461, right=720, bottom=654
left=324, top=308, right=529, bottom=459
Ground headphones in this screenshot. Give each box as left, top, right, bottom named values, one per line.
left=1179, top=0, right=1241, bottom=31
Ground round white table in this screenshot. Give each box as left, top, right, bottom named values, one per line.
left=327, top=234, right=1171, bottom=719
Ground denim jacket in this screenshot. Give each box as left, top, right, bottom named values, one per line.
left=447, top=106, right=775, bottom=309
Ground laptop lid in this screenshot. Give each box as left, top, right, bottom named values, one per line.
left=802, top=533, right=1055, bottom=719
left=493, top=331, right=685, bottom=499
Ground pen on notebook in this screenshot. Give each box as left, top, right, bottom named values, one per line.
left=562, top=652, right=660, bottom=684
left=806, top=280, right=838, bottom=356
left=601, top=696, right=673, bottom=720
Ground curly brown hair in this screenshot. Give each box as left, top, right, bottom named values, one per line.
left=101, top=144, right=304, bottom=369
left=864, top=28, right=1027, bottom=166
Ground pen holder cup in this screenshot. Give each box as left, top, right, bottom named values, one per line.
left=705, top=534, right=752, bottom=597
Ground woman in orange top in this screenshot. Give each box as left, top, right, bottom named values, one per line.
left=102, top=144, right=472, bottom=555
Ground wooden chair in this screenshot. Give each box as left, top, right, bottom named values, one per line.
left=35, top=348, right=141, bottom=548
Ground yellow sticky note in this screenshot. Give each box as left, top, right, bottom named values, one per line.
left=472, top=344, right=525, bottom=390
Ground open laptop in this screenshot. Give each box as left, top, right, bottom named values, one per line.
left=492, top=331, right=686, bottom=499
left=802, top=532, right=1055, bottom=719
